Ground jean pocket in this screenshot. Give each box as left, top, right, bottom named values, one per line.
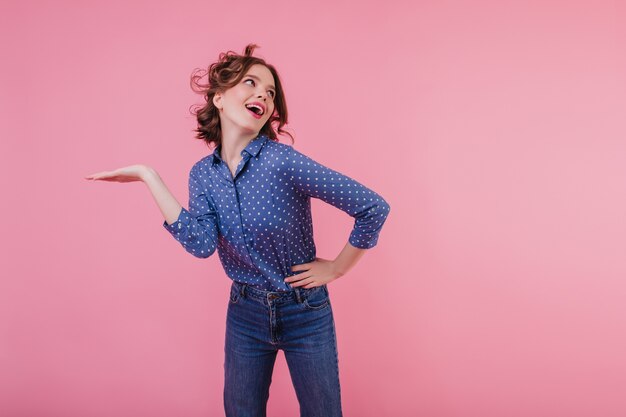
left=302, top=286, right=330, bottom=310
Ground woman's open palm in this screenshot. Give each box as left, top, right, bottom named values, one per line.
left=85, top=164, right=150, bottom=183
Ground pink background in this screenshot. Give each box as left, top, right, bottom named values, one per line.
left=2, top=1, right=626, bottom=416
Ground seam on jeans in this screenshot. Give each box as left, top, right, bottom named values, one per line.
left=303, top=299, right=330, bottom=310
left=331, top=312, right=342, bottom=404
left=229, top=282, right=243, bottom=304
left=269, top=301, right=279, bottom=345
left=302, top=288, right=330, bottom=310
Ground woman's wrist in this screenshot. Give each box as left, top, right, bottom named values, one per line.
left=330, top=261, right=346, bottom=280
left=140, top=165, right=159, bottom=183
left=332, top=241, right=368, bottom=279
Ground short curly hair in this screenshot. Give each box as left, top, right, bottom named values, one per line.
left=189, top=43, right=293, bottom=148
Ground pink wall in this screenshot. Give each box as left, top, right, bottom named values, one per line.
left=2, top=1, right=626, bottom=416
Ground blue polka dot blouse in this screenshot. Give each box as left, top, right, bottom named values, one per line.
left=163, top=133, right=391, bottom=291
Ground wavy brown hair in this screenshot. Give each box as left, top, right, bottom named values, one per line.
left=189, top=44, right=293, bottom=148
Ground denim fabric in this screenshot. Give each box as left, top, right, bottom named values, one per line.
left=224, top=280, right=342, bottom=417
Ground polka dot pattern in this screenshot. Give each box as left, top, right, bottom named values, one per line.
left=163, top=133, right=391, bottom=291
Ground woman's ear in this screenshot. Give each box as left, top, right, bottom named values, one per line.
left=213, top=93, right=222, bottom=110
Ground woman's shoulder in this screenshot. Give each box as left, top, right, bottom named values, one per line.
left=264, top=138, right=293, bottom=153
left=189, top=153, right=215, bottom=176
left=261, top=139, right=297, bottom=161
left=263, top=139, right=309, bottom=161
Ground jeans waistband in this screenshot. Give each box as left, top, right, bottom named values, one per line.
left=231, top=280, right=328, bottom=305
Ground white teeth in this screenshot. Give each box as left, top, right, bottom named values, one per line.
left=245, top=104, right=264, bottom=115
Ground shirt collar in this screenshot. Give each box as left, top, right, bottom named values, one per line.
left=211, top=133, right=269, bottom=165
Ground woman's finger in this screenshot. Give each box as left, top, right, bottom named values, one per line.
left=285, top=272, right=312, bottom=283
left=85, top=172, right=104, bottom=179
left=85, top=166, right=145, bottom=183
left=291, top=263, right=311, bottom=273
left=85, top=171, right=116, bottom=179
left=290, top=277, right=315, bottom=288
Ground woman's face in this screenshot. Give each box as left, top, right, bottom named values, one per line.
left=214, top=64, right=276, bottom=136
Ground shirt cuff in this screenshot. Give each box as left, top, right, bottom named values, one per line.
left=348, top=232, right=379, bottom=249
left=163, top=207, right=191, bottom=235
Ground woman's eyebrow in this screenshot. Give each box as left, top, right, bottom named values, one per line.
left=245, top=74, right=276, bottom=90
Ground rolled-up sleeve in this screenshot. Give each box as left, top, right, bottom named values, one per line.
left=287, top=147, right=391, bottom=249
left=163, top=165, right=219, bottom=258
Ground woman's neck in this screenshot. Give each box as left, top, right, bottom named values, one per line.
left=220, top=130, right=258, bottom=162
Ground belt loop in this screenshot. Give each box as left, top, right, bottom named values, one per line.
left=294, top=287, right=303, bottom=304
left=240, top=283, right=247, bottom=298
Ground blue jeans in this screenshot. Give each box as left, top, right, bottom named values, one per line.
left=224, top=281, right=343, bottom=417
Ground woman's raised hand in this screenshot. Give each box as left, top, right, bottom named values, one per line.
left=84, top=164, right=153, bottom=183
left=85, top=164, right=183, bottom=226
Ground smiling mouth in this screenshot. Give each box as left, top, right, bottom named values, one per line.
left=245, top=103, right=265, bottom=116
left=246, top=108, right=262, bottom=119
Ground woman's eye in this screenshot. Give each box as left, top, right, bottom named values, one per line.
left=244, top=78, right=274, bottom=98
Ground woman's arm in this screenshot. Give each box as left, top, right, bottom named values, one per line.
left=333, top=241, right=368, bottom=278
left=284, top=147, right=391, bottom=288
left=287, top=239, right=369, bottom=288
left=85, top=163, right=219, bottom=258
left=85, top=164, right=183, bottom=224
left=141, top=167, right=183, bottom=225
left=285, top=242, right=367, bottom=288
left=286, top=146, right=391, bottom=250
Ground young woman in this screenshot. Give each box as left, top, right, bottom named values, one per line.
left=85, top=44, right=390, bottom=417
